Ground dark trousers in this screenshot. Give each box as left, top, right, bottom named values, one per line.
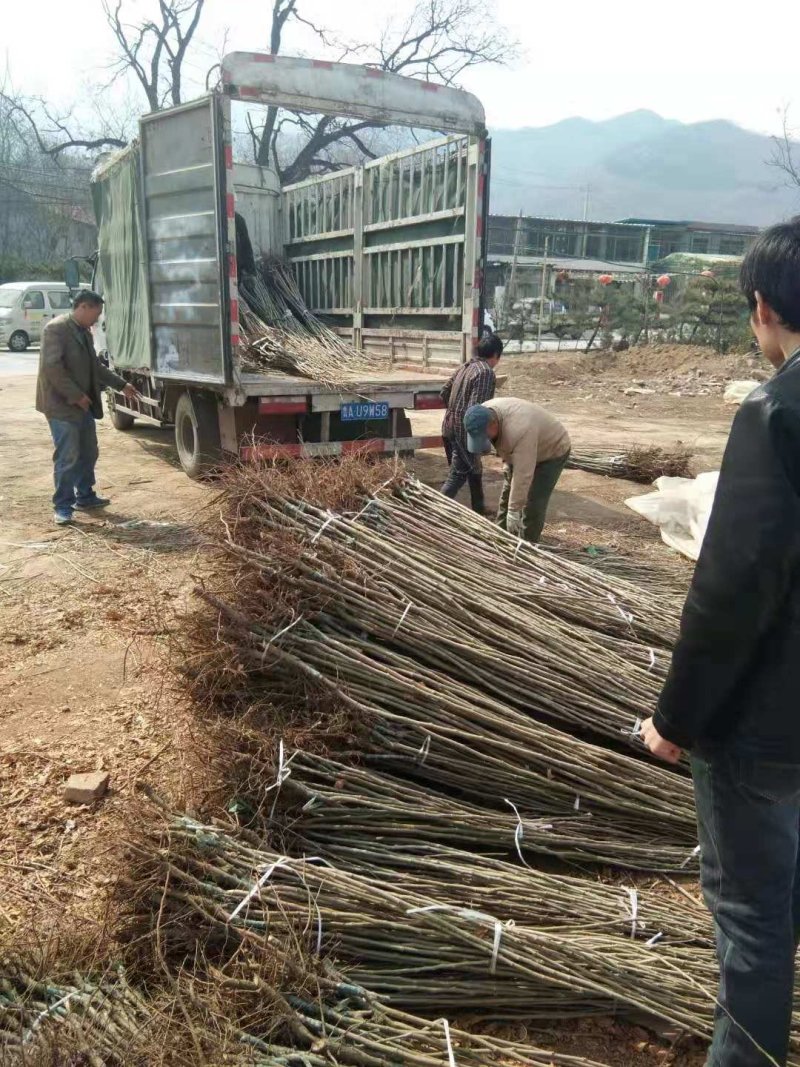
left=691, top=747, right=800, bottom=1066
left=441, top=437, right=485, bottom=514
left=48, top=412, right=99, bottom=514
left=496, top=450, right=570, bottom=542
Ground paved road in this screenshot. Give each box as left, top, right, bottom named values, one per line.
left=0, top=349, right=39, bottom=376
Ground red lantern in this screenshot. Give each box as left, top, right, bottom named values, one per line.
left=700, top=269, right=715, bottom=279
left=598, top=274, right=613, bottom=286
left=656, top=274, right=671, bottom=288
left=653, top=290, right=664, bottom=304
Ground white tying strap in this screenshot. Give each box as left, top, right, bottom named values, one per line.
left=23, top=990, right=84, bottom=1044
left=629, top=717, right=643, bottom=741
left=648, top=649, right=656, bottom=671
left=311, top=510, right=338, bottom=543
left=645, top=931, right=664, bottom=948
left=503, top=798, right=553, bottom=867
left=416, top=734, right=432, bottom=764
left=313, top=899, right=324, bottom=955
left=573, top=795, right=581, bottom=811
left=228, top=856, right=291, bottom=921
left=626, top=888, right=638, bottom=938
left=442, top=1018, right=457, bottom=1066
left=681, top=844, right=702, bottom=868
left=607, top=592, right=634, bottom=624
left=393, top=601, right=413, bottom=635
left=265, top=739, right=293, bottom=792
left=513, top=537, right=525, bottom=561
left=228, top=853, right=328, bottom=935
left=406, top=904, right=511, bottom=974
left=260, top=615, right=303, bottom=664
left=505, top=798, right=531, bottom=868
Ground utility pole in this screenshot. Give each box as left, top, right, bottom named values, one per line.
left=582, top=184, right=591, bottom=222
left=536, top=236, right=550, bottom=352
left=505, top=210, right=524, bottom=330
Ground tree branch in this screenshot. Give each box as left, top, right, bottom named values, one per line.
left=769, top=106, right=800, bottom=189
left=0, top=93, right=127, bottom=158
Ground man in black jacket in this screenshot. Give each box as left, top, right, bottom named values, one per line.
left=642, top=219, right=800, bottom=1066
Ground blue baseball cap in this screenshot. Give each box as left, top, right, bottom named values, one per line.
left=464, top=404, right=494, bottom=454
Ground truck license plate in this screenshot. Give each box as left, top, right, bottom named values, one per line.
left=340, top=401, right=389, bottom=421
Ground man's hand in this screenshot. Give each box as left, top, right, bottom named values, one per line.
left=641, top=716, right=683, bottom=764
left=506, top=509, right=524, bottom=537
left=121, top=383, right=138, bottom=402
left=75, top=395, right=91, bottom=412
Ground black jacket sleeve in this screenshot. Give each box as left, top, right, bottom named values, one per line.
left=654, top=389, right=800, bottom=749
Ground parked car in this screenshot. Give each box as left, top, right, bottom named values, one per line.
left=0, top=282, right=72, bottom=351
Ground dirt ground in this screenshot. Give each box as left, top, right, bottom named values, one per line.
left=0, top=344, right=744, bottom=1065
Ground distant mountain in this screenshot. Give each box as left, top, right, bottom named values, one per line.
left=488, top=110, right=800, bottom=226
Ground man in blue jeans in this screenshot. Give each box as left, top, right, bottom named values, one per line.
left=642, top=219, right=800, bottom=1065
left=35, top=290, right=137, bottom=525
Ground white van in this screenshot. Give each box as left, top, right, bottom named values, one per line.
left=0, top=282, right=73, bottom=352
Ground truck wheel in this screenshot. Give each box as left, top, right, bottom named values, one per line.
left=174, top=391, right=221, bottom=479
left=107, top=391, right=135, bottom=431
left=8, top=331, right=29, bottom=352
left=110, top=408, right=136, bottom=431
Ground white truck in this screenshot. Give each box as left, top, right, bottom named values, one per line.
left=80, top=52, right=490, bottom=478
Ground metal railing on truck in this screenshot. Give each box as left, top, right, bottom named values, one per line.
left=282, top=134, right=485, bottom=371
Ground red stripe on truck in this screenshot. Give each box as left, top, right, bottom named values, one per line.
left=224, top=145, right=233, bottom=170
left=239, top=436, right=443, bottom=462
left=341, top=439, right=384, bottom=455
left=258, top=398, right=309, bottom=415
left=253, top=53, right=276, bottom=62
left=226, top=194, right=235, bottom=219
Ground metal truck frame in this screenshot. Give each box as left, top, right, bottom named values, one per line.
left=90, top=52, right=489, bottom=477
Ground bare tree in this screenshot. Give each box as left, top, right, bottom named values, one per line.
left=253, top=0, right=513, bottom=182
left=0, top=1, right=207, bottom=162
left=102, top=0, right=207, bottom=111
left=769, top=107, right=800, bottom=190
left=0, top=91, right=128, bottom=158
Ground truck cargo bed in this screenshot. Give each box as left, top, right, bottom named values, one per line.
left=237, top=369, right=449, bottom=397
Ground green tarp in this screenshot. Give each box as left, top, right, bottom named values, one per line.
left=91, top=145, right=152, bottom=370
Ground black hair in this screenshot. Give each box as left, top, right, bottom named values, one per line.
left=72, top=289, right=104, bottom=310
left=740, top=218, right=800, bottom=331
left=477, top=332, right=503, bottom=359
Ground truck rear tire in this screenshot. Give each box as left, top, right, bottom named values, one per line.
left=175, top=391, right=221, bottom=479
left=110, top=408, right=136, bottom=431
left=106, top=389, right=135, bottom=430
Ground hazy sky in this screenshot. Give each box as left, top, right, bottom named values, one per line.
left=3, top=0, right=799, bottom=135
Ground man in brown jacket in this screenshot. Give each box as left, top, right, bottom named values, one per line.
left=464, top=397, right=571, bottom=542
left=36, top=290, right=136, bottom=525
